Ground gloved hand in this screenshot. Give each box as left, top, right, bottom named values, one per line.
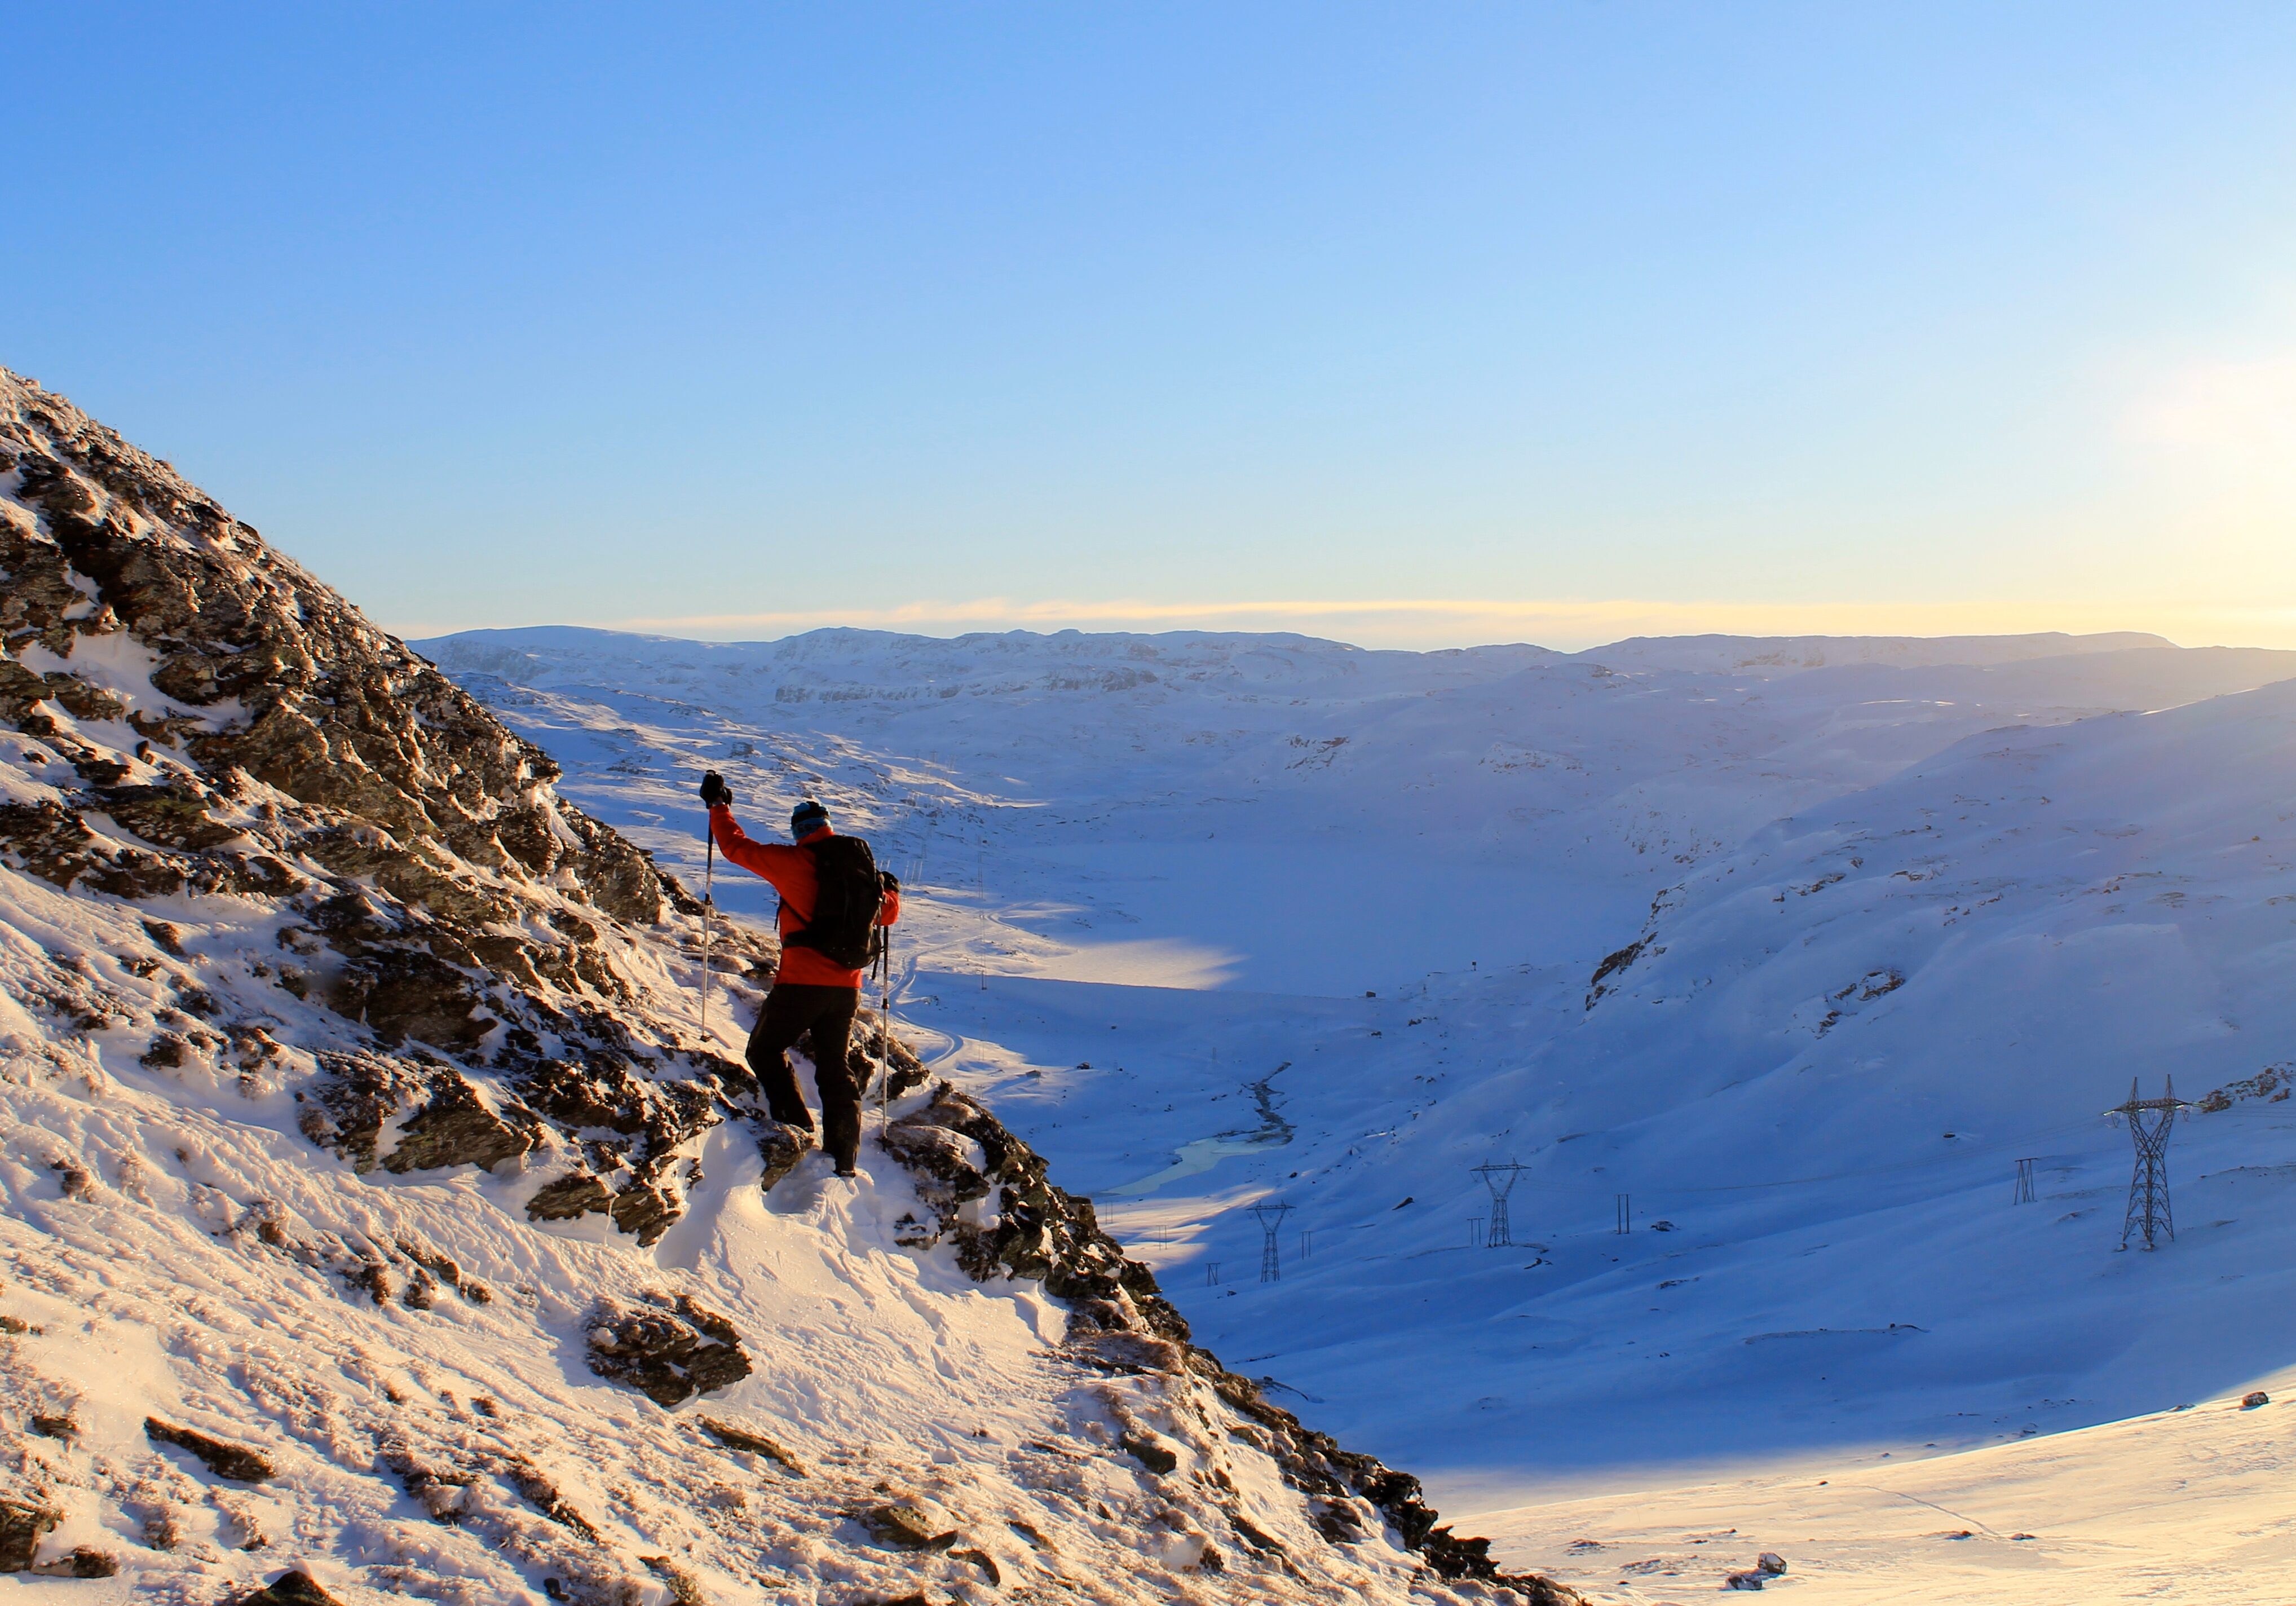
left=699, top=770, right=733, bottom=808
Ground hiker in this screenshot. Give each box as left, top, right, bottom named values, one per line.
left=699, top=771, right=899, bottom=1178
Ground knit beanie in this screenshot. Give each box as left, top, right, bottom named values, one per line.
left=789, top=800, right=831, bottom=840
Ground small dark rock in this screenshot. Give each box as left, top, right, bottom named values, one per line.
left=526, top=1171, right=612, bottom=1221
left=42, top=1547, right=120, bottom=1578
left=0, top=1499, right=60, bottom=1570
left=381, top=1073, right=539, bottom=1175
left=607, top=1177, right=681, bottom=1246
left=2242, top=1391, right=2269, bottom=1409
left=144, top=1416, right=276, bottom=1481
left=1066, top=1330, right=1186, bottom=1374
left=500, top=1459, right=601, bottom=1543
left=1758, top=1551, right=1787, bottom=1574
left=856, top=1501, right=959, bottom=1552
left=344, top=1259, right=392, bottom=1304
left=233, top=1570, right=345, bottom=1605
left=29, top=1413, right=77, bottom=1440
left=1120, top=1432, right=1180, bottom=1475
left=1312, top=1498, right=1368, bottom=1543
left=640, top=1554, right=706, bottom=1604
left=697, top=1416, right=807, bottom=1475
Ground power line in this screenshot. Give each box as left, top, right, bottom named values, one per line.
left=1493, top=1116, right=2108, bottom=1201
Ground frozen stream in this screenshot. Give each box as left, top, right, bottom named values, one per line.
left=1111, top=1063, right=1295, bottom=1196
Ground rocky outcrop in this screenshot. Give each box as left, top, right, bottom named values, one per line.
left=585, top=1291, right=754, bottom=1408
left=885, top=1084, right=1187, bottom=1338
left=877, top=1082, right=1576, bottom=1600
left=2, top=369, right=758, bottom=1246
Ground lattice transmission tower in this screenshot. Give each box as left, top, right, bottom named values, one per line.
left=1252, top=1201, right=1292, bottom=1282
left=1472, top=1161, right=1525, bottom=1248
left=2108, top=1078, right=2190, bottom=1251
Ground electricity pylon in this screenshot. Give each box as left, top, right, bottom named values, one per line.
left=1472, top=1161, right=1526, bottom=1248
left=1252, top=1200, right=1292, bottom=1282
left=2108, top=1078, right=2189, bottom=1251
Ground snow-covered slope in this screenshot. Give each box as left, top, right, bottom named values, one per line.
left=1571, top=630, right=2171, bottom=677
left=414, top=617, right=2296, bottom=1601
left=0, top=372, right=1573, bottom=1605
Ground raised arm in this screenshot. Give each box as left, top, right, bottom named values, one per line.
left=708, top=802, right=803, bottom=889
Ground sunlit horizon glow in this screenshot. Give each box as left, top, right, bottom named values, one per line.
left=394, top=596, right=2296, bottom=656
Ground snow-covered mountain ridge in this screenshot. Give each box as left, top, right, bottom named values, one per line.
left=0, top=370, right=1575, bottom=1605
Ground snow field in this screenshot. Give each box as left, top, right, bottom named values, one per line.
left=421, top=622, right=2296, bottom=1600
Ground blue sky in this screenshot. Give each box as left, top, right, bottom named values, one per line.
left=10, top=5, right=2296, bottom=648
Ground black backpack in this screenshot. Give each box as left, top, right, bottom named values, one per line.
left=783, top=835, right=885, bottom=970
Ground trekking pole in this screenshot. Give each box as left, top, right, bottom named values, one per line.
left=698, top=826, right=716, bottom=1042
left=875, top=928, right=893, bottom=1132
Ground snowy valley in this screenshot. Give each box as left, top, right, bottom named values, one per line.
left=414, top=614, right=2296, bottom=1600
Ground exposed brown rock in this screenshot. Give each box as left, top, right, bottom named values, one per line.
left=144, top=1417, right=276, bottom=1481
left=585, top=1291, right=753, bottom=1408
left=886, top=1083, right=1188, bottom=1340
left=232, top=1570, right=344, bottom=1605
left=697, top=1417, right=807, bottom=1476
left=526, top=1171, right=612, bottom=1221
left=0, top=1498, right=59, bottom=1570
left=855, top=1500, right=959, bottom=1552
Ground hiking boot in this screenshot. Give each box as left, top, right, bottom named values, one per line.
left=757, top=1121, right=815, bottom=1193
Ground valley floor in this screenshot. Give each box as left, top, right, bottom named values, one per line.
left=1471, top=1367, right=2296, bottom=1603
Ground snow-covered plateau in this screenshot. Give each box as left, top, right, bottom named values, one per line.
left=6, top=363, right=2295, bottom=1605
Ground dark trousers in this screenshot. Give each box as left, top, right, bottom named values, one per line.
left=745, top=983, right=861, bottom=1168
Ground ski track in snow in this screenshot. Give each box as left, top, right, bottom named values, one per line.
left=414, top=623, right=2296, bottom=1602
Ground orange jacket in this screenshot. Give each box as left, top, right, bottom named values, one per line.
left=708, top=805, right=899, bottom=989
